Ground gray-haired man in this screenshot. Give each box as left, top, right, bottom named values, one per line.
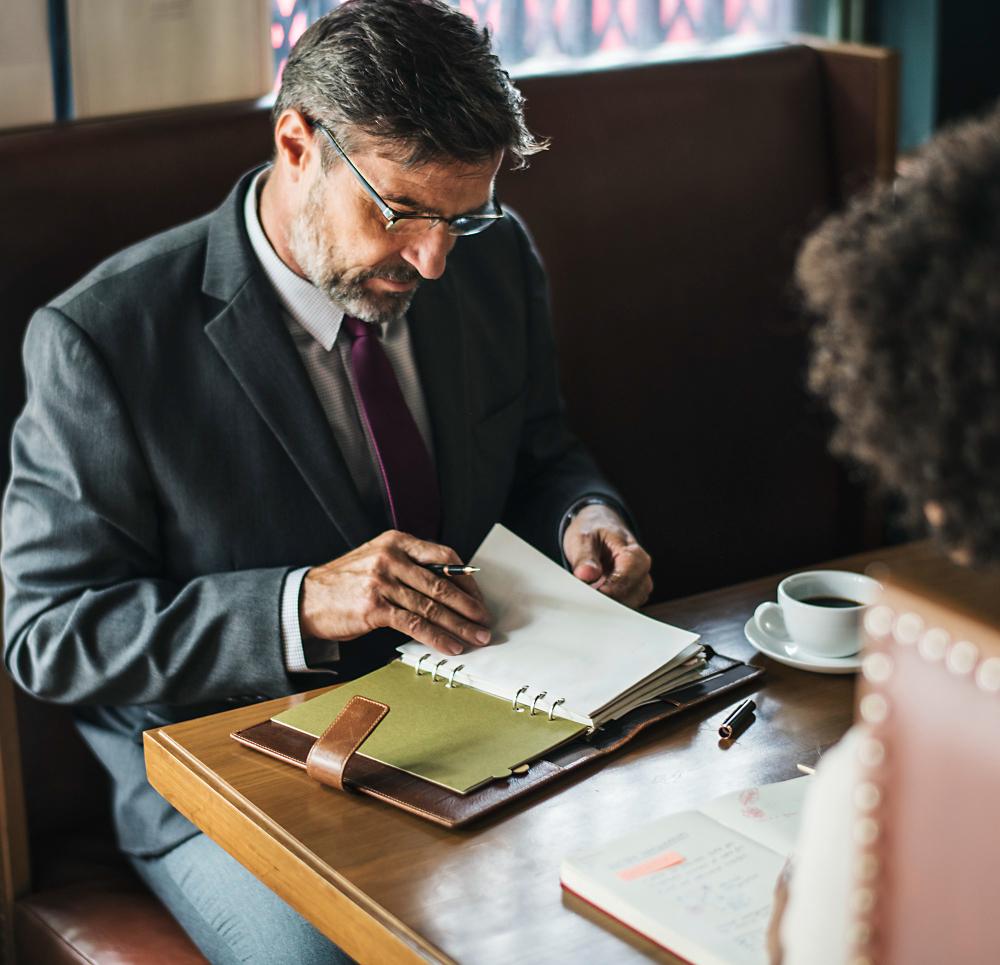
left=2, top=0, right=652, bottom=959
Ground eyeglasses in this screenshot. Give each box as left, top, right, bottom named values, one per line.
left=311, top=121, right=505, bottom=237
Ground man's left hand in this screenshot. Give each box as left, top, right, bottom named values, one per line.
left=563, top=504, right=653, bottom=608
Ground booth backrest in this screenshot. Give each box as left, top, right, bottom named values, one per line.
left=506, top=42, right=895, bottom=596
left=0, top=102, right=274, bottom=488
left=0, top=43, right=895, bottom=609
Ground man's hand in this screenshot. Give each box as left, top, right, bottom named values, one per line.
left=563, top=504, right=653, bottom=608
left=300, top=531, right=492, bottom=656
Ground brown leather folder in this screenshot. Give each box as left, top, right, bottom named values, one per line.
left=231, top=649, right=762, bottom=827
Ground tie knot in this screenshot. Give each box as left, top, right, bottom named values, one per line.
left=343, top=315, right=378, bottom=340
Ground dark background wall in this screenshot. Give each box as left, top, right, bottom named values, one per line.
left=874, top=0, right=1000, bottom=149
left=936, top=5, right=1000, bottom=126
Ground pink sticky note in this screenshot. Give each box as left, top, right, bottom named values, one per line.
left=617, top=850, right=686, bottom=881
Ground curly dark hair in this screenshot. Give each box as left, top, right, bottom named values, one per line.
left=800, top=103, right=1000, bottom=563
left=273, top=0, right=547, bottom=169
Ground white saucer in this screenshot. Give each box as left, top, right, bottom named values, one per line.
left=743, top=617, right=861, bottom=674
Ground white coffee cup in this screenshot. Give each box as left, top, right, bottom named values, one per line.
left=753, top=570, right=882, bottom=659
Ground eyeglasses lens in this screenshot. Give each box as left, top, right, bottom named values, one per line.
left=387, top=216, right=500, bottom=237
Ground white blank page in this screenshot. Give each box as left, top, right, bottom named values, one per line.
left=398, top=525, right=700, bottom=726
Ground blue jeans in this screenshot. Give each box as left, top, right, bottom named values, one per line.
left=130, top=832, right=352, bottom=965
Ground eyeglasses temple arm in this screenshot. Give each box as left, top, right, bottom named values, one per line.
left=313, top=122, right=396, bottom=222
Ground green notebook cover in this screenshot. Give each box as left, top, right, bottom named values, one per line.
left=273, top=661, right=586, bottom=794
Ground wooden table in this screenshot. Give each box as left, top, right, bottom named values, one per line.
left=144, top=542, right=929, bottom=964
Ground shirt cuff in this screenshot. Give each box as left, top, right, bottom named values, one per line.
left=280, top=567, right=341, bottom=673
left=281, top=567, right=310, bottom=672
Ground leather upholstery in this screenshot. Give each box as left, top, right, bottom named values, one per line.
left=13, top=831, right=206, bottom=963
left=16, top=884, right=205, bottom=965
left=5, top=694, right=207, bottom=962
left=504, top=45, right=879, bottom=597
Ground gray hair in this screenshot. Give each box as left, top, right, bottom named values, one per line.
left=272, top=0, right=547, bottom=169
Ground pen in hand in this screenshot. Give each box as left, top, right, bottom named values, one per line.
left=424, top=563, right=481, bottom=576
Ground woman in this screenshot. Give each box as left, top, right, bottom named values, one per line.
left=773, top=101, right=1000, bottom=964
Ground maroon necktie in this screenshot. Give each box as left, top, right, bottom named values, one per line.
left=343, top=316, right=441, bottom=540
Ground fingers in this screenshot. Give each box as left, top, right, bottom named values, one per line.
left=397, top=560, right=490, bottom=626
left=448, top=571, right=485, bottom=603
left=596, top=542, right=654, bottom=607
left=573, top=557, right=604, bottom=584
left=564, top=528, right=606, bottom=584
left=388, top=530, right=464, bottom=567
left=575, top=525, right=652, bottom=607
left=377, top=531, right=492, bottom=652
left=386, top=531, right=486, bottom=601
left=562, top=507, right=653, bottom=607
left=384, top=582, right=490, bottom=655
left=300, top=531, right=490, bottom=646
left=604, top=571, right=654, bottom=608
left=384, top=603, right=466, bottom=656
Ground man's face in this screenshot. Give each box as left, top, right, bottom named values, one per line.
left=287, top=135, right=501, bottom=325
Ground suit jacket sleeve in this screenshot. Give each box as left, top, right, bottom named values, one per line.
left=499, top=215, right=629, bottom=560
left=1, top=307, right=292, bottom=706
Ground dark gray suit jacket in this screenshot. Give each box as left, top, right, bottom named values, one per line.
left=1, top=171, right=622, bottom=856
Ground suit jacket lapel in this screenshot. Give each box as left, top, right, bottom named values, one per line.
left=202, top=173, right=379, bottom=549
left=409, top=276, right=474, bottom=555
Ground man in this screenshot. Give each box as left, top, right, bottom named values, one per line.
left=1, top=1, right=651, bottom=960
left=769, top=102, right=1000, bottom=963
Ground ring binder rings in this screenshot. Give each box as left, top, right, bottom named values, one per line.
left=371, top=651, right=575, bottom=721
left=513, top=685, right=530, bottom=710
left=398, top=648, right=582, bottom=721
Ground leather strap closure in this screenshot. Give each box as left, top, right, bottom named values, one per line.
left=305, top=695, right=390, bottom=791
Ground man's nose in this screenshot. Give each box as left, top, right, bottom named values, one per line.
left=400, top=225, right=455, bottom=280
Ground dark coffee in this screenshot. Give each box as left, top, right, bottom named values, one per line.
left=800, top=595, right=862, bottom=608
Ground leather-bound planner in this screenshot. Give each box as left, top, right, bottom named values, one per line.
left=232, top=526, right=762, bottom=826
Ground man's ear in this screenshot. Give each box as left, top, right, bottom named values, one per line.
left=273, top=109, right=316, bottom=183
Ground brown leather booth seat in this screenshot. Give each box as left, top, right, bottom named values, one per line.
left=0, top=42, right=895, bottom=963
left=15, top=850, right=205, bottom=965
left=5, top=691, right=206, bottom=963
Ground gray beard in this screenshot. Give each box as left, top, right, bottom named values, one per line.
left=288, top=183, right=421, bottom=325
left=324, top=269, right=419, bottom=325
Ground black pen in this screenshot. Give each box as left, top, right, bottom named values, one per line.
left=718, top=698, right=756, bottom=739
left=425, top=563, right=481, bottom=576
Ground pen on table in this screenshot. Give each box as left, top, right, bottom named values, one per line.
left=718, top=698, right=756, bottom=739
left=424, top=563, right=481, bottom=576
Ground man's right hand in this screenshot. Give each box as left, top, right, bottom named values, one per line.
left=299, top=530, right=492, bottom=656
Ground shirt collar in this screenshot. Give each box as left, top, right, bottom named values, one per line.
left=243, top=168, right=349, bottom=352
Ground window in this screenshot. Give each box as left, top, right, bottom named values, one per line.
left=270, top=0, right=813, bottom=91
